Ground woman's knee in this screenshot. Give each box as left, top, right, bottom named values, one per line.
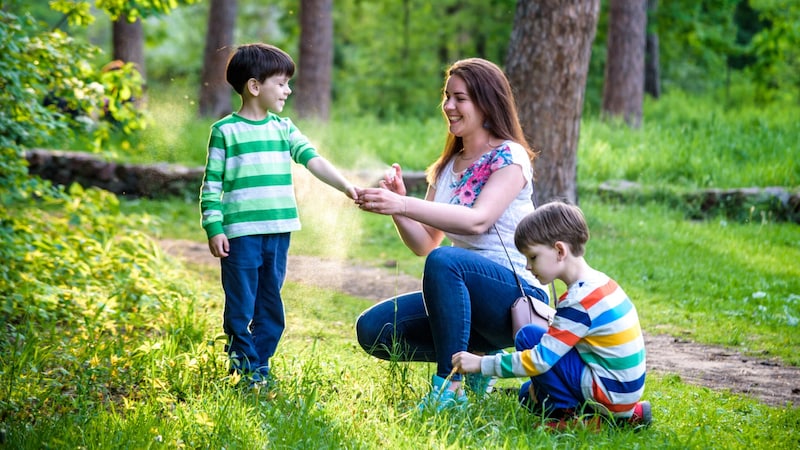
left=423, top=246, right=462, bottom=274
left=355, top=312, right=379, bottom=353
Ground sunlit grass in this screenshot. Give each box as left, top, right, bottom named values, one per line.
left=8, top=81, right=800, bottom=448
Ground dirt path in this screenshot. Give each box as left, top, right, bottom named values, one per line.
left=160, top=239, right=800, bottom=409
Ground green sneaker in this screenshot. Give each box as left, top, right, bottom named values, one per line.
left=464, top=349, right=504, bottom=396
left=417, top=374, right=468, bottom=412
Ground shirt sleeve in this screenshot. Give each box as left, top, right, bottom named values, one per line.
left=200, top=126, right=226, bottom=238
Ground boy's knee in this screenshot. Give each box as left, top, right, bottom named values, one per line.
left=515, top=324, right=545, bottom=350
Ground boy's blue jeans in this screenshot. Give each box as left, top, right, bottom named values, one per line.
left=515, top=324, right=587, bottom=416
left=221, top=233, right=290, bottom=377
left=355, top=246, right=548, bottom=382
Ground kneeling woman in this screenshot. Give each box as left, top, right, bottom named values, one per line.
left=354, top=58, right=549, bottom=412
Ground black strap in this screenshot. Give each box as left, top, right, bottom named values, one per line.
left=495, top=177, right=557, bottom=305
left=495, top=225, right=556, bottom=306
left=495, top=225, right=527, bottom=298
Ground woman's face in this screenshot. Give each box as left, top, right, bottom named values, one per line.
left=442, top=75, right=484, bottom=139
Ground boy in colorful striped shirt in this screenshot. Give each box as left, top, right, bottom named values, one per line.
left=200, top=43, right=357, bottom=387
left=452, top=201, right=650, bottom=428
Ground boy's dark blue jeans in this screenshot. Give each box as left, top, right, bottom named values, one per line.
left=515, top=323, right=587, bottom=416
left=220, top=233, right=290, bottom=378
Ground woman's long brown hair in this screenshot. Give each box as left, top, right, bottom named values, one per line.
left=425, top=58, right=536, bottom=185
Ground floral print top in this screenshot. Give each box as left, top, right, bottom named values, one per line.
left=448, top=145, right=516, bottom=207
left=432, top=140, right=543, bottom=289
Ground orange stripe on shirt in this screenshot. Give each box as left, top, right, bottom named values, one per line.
left=592, top=381, right=635, bottom=413
left=580, top=279, right=619, bottom=310
left=548, top=327, right=581, bottom=347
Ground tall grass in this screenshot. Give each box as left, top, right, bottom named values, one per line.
left=579, top=92, right=799, bottom=189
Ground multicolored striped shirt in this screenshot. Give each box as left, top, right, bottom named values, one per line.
left=481, top=270, right=646, bottom=415
left=200, top=113, right=320, bottom=240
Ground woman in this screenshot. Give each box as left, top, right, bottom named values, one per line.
left=355, top=58, right=549, bottom=412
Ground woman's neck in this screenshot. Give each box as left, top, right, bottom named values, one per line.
left=460, top=131, right=499, bottom=159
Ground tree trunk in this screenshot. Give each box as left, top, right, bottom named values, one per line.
left=112, top=15, right=145, bottom=81
left=294, top=0, right=333, bottom=121
left=644, top=0, right=661, bottom=98
left=199, top=0, right=237, bottom=118
left=506, top=0, right=600, bottom=206
left=602, top=0, right=647, bottom=127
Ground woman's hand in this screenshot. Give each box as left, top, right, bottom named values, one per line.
left=356, top=164, right=408, bottom=215
left=357, top=187, right=406, bottom=216
left=380, top=163, right=407, bottom=196
left=451, top=351, right=482, bottom=374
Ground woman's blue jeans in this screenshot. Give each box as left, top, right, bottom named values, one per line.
left=220, top=233, right=290, bottom=376
left=355, top=246, right=548, bottom=381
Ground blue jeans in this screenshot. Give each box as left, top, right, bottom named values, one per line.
left=516, top=323, right=587, bottom=417
left=221, top=233, right=290, bottom=376
left=355, top=246, right=548, bottom=381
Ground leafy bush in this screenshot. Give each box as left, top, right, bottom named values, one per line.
left=0, top=184, right=213, bottom=429
left=0, top=7, right=147, bottom=205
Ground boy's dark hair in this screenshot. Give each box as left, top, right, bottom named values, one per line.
left=226, top=43, right=295, bottom=95
left=514, top=201, right=590, bottom=257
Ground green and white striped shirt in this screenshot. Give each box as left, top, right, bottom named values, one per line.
left=200, top=113, right=320, bottom=239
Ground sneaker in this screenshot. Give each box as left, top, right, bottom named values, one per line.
left=247, top=371, right=275, bottom=391
left=417, top=374, right=468, bottom=412
left=627, top=401, right=652, bottom=427
left=465, top=349, right=504, bottom=396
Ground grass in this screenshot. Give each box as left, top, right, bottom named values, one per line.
left=3, top=232, right=799, bottom=447
left=4, top=82, right=799, bottom=448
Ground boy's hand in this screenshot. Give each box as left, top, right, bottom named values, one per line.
left=208, top=234, right=229, bottom=258
left=451, top=351, right=482, bottom=374
left=344, top=184, right=358, bottom=200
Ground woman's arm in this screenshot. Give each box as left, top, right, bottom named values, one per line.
left=390, top=187, right=446, bottom=256
left=359, top=163, right=527, bottom=255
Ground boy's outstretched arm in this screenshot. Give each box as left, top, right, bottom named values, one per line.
left=306, top=156, right=358, bottom=200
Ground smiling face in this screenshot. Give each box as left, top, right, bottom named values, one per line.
left=519, top=243, right=562, bottom=286
left=442, top=75, right=485, bottom=139
left=256, top=74, right=292, bottom=113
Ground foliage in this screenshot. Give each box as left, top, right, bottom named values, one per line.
left=16, top=0, right=800, bottom=121
left=0, top=6, right=147, bottom=204
left=330, top=0, right=518, bottom=119
left=51, top=0, right=200, bottom=23
left=0, top=184, right=211, bottom=435
left=746, top=0, right=800, bottom=102
left=585, top=0, right=800, bottom=109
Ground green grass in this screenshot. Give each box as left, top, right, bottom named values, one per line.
left=3, top=231, right=798, bottom=447
left=4, top=83, right=800, bottom=448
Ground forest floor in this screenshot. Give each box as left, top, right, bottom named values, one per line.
left=160, top=238, right=800, bottom=409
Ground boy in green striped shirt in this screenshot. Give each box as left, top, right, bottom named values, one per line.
left=200, top=43, right=357, bottom=387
